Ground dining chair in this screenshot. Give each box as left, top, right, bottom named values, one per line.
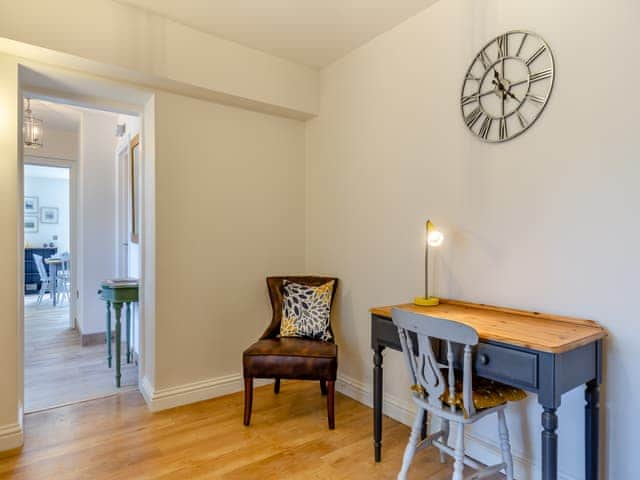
left=33, top=254, right=53, bottom=304
left=392, top=308, right=526, bottom=480
left=242, top=276, right=339, bottom=429
left=56, top=252, right=71, bottom=305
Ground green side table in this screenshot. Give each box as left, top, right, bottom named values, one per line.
left=98, top=279, right=139, bottom=387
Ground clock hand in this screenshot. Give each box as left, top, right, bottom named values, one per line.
left=506, top=89, right=521, bottom=102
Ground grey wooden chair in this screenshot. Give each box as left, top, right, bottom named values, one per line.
left=392, top=308, right=525, bottom=480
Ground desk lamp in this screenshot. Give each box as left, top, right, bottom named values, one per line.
left=414, top=220, right=444, bottom=306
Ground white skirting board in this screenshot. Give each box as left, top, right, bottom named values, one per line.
left=0, top=422, right=23, bottom=452
left=335, top=374, right=576, bottom=480
left=140, top=374, right=272, bottom=412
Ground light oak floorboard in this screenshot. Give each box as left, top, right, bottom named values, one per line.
left=24, top=295, right=138, bottom=412
left=1, top=381, right=504, bottom=479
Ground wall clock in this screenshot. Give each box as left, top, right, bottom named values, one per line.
left=460, top=30, right=555, bottom=143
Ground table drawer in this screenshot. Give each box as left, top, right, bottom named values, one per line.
left=475, top=343, right=538, bottom=390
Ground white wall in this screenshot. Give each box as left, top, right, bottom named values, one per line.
left=23, top=174, right=70, bottom=252
left=306, top=1, right=640, bottom=478
left=24, top=127, right=77, bottom=161
left=0, top=53, right=21, bottom=452
left=152, top=90, right=306, bottom=391
left=76, top=109, right=119, bottom=335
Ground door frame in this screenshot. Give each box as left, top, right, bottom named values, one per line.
left=23, top=156, right=77, bottom=330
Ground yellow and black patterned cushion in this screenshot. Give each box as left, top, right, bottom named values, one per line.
left=280, top=280, right=335, bottom=342
left=440, top=376, right=526, bottom=415
left=412, top=375, right=526, bottom=417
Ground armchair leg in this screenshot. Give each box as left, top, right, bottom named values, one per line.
left=327, top=380, right=335, bottom=430
left=243, top=377, right=253, bottom=426
left=320, top=379, right=327, bottom=395
left=274, top=378, right=280, bottom=394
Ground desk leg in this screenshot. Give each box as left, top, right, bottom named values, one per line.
left=125, top=302, right=132, bottom=363
left=106, top=301, right=112, bottom=368
left=542, top=407, right=558, bottom=480
left=373, top=345, right=385, bottom=462
left=113, top=303, right=123, bottom=388
left=585, top=380, right=600, bottom=480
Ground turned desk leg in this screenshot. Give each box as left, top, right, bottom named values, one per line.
left=542, top=407, right=559, bottom=480
left=113, top=303, right=123, bottom=388
left=585, top=380, right=600, bottom=480
left=125, top=302, right=132, bottom=364
left=106, top=301, right=112, bottom=368
left=373, top=345, right=385, bottom=462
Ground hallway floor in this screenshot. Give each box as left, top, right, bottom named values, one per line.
left=24, top=295, right=137, bottom=412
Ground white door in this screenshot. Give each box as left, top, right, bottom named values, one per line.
left=116, top=141, right=130, bottom=277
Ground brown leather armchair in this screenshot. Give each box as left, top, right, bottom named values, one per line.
left=243, top=276, right=339, bottom=429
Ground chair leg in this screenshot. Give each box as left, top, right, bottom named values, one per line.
left=440, top=418, right=450, bottom=464
left=498, top=409, right=514, bottom=480
left=452, top=422, right=465, bottom=480
left=274, top=378, right=280, bottom=394
left=397, top=407, right=425, bottom=480
left=243, top=377, right=253, bottom=426
left=320, top=379, right=327, bottom=395
left=326, top=380, right=335, bottom=429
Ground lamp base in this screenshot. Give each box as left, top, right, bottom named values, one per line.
left=413, top=296, right=440, bottom=306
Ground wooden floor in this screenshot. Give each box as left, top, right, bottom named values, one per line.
left=1, top=381, right=504, bottom=479
left=24, top=295, right=138, bottom=412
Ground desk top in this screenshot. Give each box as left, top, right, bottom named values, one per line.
left=370, top=299, right=606, bottom=354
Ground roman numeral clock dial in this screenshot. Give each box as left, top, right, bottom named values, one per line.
left=460, top=30, right=555, bottom=142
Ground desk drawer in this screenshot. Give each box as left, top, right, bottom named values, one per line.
left=475, top=343, right=538, bottom=390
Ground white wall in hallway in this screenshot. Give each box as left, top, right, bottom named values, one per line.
left=24, top=174, right=70, bottom=252
left=76, top=109, right=119, bottom=335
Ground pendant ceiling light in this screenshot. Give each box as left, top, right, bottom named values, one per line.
left=23, top=98, right=43, bottom=148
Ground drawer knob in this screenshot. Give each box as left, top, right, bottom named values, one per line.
left=479, top=353, right=490, bottom=365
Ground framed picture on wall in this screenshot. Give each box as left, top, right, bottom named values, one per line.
left=24, top=215, right=38, bottom=233
left=130, top=134, right=140, bottom=244
left=41, top=207, right=59, bottom=224
left=24, top=196, right=39, bottom=214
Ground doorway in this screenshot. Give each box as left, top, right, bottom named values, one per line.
left=22, top=98, right=141, bottom=412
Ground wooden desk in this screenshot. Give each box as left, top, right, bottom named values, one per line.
left=370, top=299, right=606, bottom=480
left=98, top=279, right=139, bottom=388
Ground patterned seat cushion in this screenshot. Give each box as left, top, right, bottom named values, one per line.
left=280, top=280, right=335, bottom=341
left=440, top=375, right=527, bottom=415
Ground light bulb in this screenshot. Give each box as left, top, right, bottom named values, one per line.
left=427, top=230, right=444, bottom=247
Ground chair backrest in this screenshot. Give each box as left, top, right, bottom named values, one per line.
left=261, top=276, right=339, bottom=340
left=392, top=308, right=479, bottom=416
left=33, top=254, right=48, bottom=282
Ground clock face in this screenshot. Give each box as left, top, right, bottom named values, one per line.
left=460, top=31, right=555, bottom=143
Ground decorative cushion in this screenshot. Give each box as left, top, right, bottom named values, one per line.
left=440, top=376, right=526, bottom=416
left=412, top=375, right=526, bottom=417
left=280, top=280, right=335, bottom=341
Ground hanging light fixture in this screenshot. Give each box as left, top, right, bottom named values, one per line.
left=23, top=99, right=43, bottom=148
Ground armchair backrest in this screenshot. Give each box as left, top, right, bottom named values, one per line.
left=261, top=276, right=339, bottom=340
left=392, top=308, right=479, bottom=416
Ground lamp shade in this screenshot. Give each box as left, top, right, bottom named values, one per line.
left=23, top=99, right=43, bottom=148
left=426, top=221, right=444, bottom=247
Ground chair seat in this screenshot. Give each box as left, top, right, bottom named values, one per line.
left=438, top=375, right=526, bottom=415
left=243, top=338, right=337, bottom=381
